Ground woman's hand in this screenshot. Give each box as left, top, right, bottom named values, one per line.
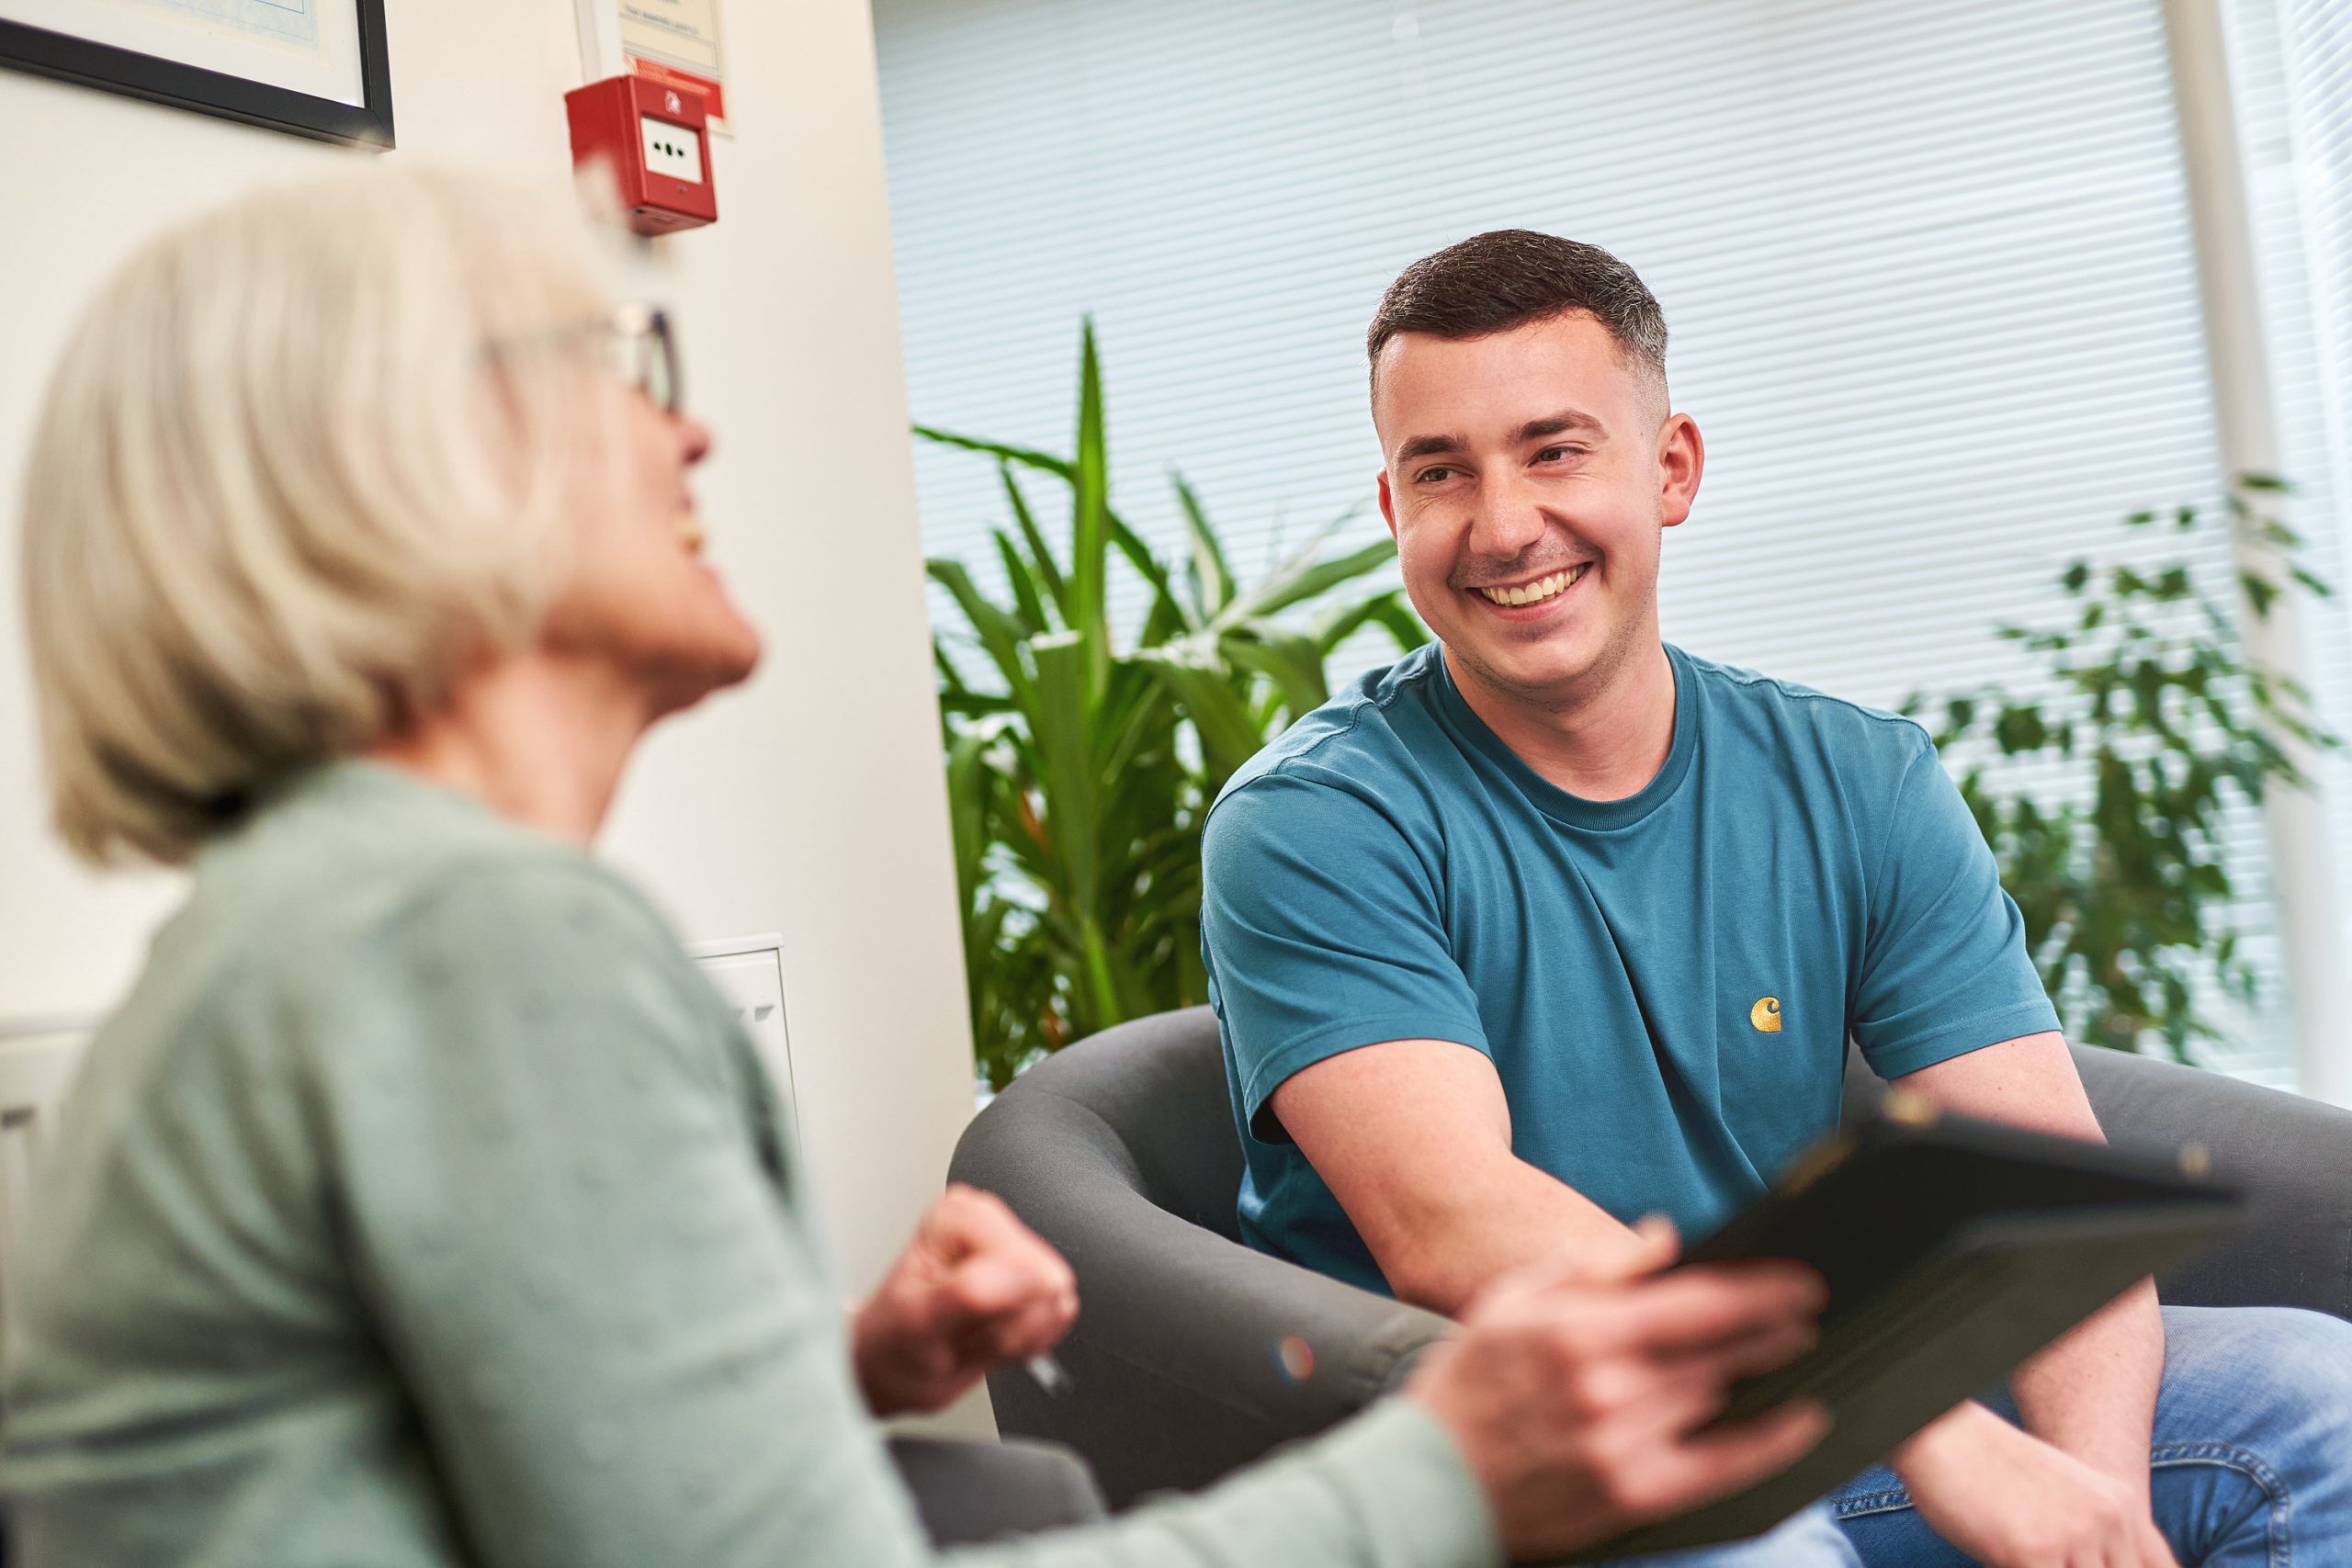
left=850, top=1185, right=1079, bottom=1416
left=1406, top=1221, right=1830, bottom=1562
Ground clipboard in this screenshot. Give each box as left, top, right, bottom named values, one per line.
left=1577, top=1095, right=2244, bottom=1562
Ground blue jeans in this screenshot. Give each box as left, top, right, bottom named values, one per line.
left=1600, top=1503, right=1860, bottom=1564
left=1830, top=1306, right=2352, bottom=1565
left=1619, top=1305, right=2352, bottom=1566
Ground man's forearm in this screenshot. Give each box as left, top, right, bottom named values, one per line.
left=1377, top=1157, right=1644, bottom=1316
left=1891, top=1032, right=2167, bottom=1492
left=1269, top=1039, right=1650, bottom=1317
left=2007, top=1279, right=2165, bottom=1487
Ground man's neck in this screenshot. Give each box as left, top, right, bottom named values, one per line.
left=366, top=654, right=656, bottom=845
left=1444, top=640, right=1678, bottom=802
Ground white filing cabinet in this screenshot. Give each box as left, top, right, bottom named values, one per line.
left=685, top=935, right=802, bottom=1139
left=0, top=1021, right=95, bottom=1331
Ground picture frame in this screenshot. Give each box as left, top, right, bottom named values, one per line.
left=0, top=0, right=392, bottom=148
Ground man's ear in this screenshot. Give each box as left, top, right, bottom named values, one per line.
left=1376, top=468, right=1399, bottom=539
left=1658, top=413, right=1704, bottom=529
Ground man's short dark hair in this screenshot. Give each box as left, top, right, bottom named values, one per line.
left=1366, top=231, right=1668, bottom=398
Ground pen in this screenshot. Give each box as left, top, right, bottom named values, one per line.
left=1024, top=1353, right=1073, bottom=1396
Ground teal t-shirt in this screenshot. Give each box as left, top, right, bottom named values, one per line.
left=1200, top=642, right=2060, bottom=1296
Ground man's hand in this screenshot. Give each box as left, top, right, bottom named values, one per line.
left=850, top=1185, right=1078, bottom=1417
left=1406, top=1221, right=1831, bottom=1562
left=1895, top=1402, right=2178, bottom=1568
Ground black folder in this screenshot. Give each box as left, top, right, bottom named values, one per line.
left=1577, top=1094, right=2244, bottom=1562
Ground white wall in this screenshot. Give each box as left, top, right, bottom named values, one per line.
left=0, top=0, right=979, bottom=1337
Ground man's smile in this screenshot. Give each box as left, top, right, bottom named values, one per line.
left=1470, top=561, right=1589, bottom=611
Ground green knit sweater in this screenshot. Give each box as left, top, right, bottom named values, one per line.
left=1, top=761, right=1499, bottom=1568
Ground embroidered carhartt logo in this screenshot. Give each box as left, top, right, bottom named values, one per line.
left=1750, top=997, right=1781, bottom=1033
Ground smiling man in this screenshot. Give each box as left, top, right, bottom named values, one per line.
left=1199, top=231, right=2352, bottom=1567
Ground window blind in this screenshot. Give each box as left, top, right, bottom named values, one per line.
left=874, top=0, right=2315, bottom=1081
left=2221, top=0, right=2352, bottom=1084
left=2265, top=0, right=2352, bottom=1040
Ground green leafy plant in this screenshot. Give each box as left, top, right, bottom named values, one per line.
left=1907, top=477, right=2336, bottom=1059
left=923, top=322, right=1427, bottom=1088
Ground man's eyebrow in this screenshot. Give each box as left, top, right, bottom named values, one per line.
left=1394, top=433, right=1465, bottom=464
left=1517, top=410, right=1609, bottom=443
left=1394, top=412, right=1610, bottom=465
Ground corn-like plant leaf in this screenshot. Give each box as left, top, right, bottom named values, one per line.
left=927, top=558, right=1034, bottom=704
left=1132, top=645, right=1273, bottom=776
left=944, top=721, right=1006, bottom=906
left=1098, top=666, right=1176, bottom=788
left=1364, top=594, right=1432, bottom=652
left=1313, top=588, right=1425, bottom=656
left=1173, top=473, right=1235, bottom=617
left=1138, top=586, right=1192, bottom=649
left=1111, top=513, right=1168, bottom=590
left=933, top=642, right=968, bottom=695
left=1000, top=462, right=1068, bottom=621
left=1220, top=534, right=1397, bottom=626
left=993, top=529, right=1049, bottom=635
left=1070, top=321, right=1113, bottom=692
left=1220, top=625, right=1330, bottom=718
left=1026, top=631, right=1100, bottom=907
left=938, top=690, right=1017, bottom=718
left=914, top=423, right=1075, bottom=480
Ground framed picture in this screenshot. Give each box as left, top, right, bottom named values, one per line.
left=0, top=0, right=391, bottom=147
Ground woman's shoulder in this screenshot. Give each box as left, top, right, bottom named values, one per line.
left=204, top=761, right=673, bottom=956
left=135, top=762, right=705, bottom=1087
left=46, top=767, right=741, bottom=1244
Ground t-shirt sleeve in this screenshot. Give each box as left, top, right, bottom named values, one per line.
left=1849, top=741, right=2063, bottom=1079
left=1202, top=773, right=1489, bottom=1138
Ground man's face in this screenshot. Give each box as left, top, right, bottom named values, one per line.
left=1373, top=310, right=1701, bottom=712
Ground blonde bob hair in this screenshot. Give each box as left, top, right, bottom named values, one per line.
left=21, top=167, right=623, bottom=866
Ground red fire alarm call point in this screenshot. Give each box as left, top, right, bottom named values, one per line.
left=565, top=74, right=718, bottom=235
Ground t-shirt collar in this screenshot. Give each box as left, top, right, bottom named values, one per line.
left=1430, top=642, right=1699, bottom=831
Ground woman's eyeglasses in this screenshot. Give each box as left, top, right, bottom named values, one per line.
left=601, top=303, right=681, bottom=416
left=486, top=303, right=683, bottom=415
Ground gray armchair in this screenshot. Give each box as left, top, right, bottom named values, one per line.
left=948, top=1006, right=2352, bottom=1509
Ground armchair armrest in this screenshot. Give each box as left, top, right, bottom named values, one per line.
left=956, top=1083, right=1451, bottom=1507
left=2066, top=1044, right=2352, bottom=1320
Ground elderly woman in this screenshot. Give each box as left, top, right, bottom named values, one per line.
left=3, top=169, right=1831, bottom=1568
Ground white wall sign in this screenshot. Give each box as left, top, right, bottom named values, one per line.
left=576, top=0, right=728, bottom=134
